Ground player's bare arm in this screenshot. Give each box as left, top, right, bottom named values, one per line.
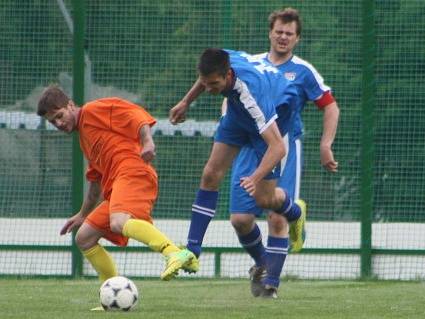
left=169, top=77, right=205, bottom=125
left=320, top=101, right=340, bottom=172
left=139, top=124, right=156, bottom=163
left=60, top=181, right=101, bottom=235
left=221, top=98, right=228, bottom=115
left=240, top=122, right=286, bottom=195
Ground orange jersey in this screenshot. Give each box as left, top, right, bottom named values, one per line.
left=77, top=97, right=157, bottom=198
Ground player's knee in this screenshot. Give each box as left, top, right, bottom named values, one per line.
left=109, top=219, right=124, bottom=234
left=110, top=213, right=131, bottom=234
left=75, top=231, right=85, bottom=249
left=75, top=229, right=95, bottom=251
left=201, top=166, right=223, bottom=189
left=230, top=214, right=255, bottom=234
left=267, top=213, right=288, bottom=233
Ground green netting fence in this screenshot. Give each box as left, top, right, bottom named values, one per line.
left=1, top=0, right=425, bottom=280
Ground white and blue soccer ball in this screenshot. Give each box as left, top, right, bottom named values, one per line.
left=99, top=276, right=139, bottom=311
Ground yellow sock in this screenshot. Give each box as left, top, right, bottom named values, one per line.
left=122, top=219, right=180, bottom=256
left=83, top=244, right=118, bottom=282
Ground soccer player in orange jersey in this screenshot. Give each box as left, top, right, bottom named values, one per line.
left=37, top=86, right=197, bottom=285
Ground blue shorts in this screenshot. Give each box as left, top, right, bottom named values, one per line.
left=230, top=136, right=303, bottom=216
left=214, top=114, right=280, bottom=181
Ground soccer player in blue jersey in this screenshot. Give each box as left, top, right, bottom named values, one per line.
left=229, top=7, right=340, bottom=298
left=169, top=48, right=304, bottom=281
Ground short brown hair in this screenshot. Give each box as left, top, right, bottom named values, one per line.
left=37, top=86, right=70, bottom=116
left=268, top=7, right=302, bottom=35
left=198, top=48, right=230, bottom=77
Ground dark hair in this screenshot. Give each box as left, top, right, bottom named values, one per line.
left=37, top=86, right=70, bottom=116
left=268, top=7, right=302, bottom=35
left=197, top=48, right=230, bottom=77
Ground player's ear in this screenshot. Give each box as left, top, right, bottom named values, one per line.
left=226, top=68, right=233, bottom=79
left=68, top=100, right=76, bottom=109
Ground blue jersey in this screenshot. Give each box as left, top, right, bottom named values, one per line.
left=255, top=53, right=331, bottom=140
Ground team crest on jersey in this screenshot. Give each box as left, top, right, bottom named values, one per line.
left=284, top=72, right=296, bottom=81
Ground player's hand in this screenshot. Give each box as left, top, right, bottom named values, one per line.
left=240, top=176, right=256, bottom=196
left=169, top=101, right=189, bottom=125
left=60, top=212, right=85, bottom=235
left=320, top=146, right=338, bottom=172
left=141, top=140, right=156, bottom=163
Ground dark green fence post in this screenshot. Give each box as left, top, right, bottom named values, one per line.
left=214, top=252, right=222, bottom=278
left=222, top=0, right=232, bottom=48
left=360, top=0, right=375, bottom=279
left=71, top=0, right=85, bottom=278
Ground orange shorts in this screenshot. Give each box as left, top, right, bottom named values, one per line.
left=85, top=171, right=158, bottom=246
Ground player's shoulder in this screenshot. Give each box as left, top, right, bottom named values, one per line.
left=290, top=55, right=321, bottom=74
left=227, top=50, right=276, bottom=90
left=82, top=99, right=100, bottom=112
left=251, top=52, right=268, bottom=60
left=82, top=97, right=124, bottom=115
left=229, top=51, right=260, bottom=77
left=86, top=97, right=135, bottom=108
left=225, top=49, right=247, bottom=61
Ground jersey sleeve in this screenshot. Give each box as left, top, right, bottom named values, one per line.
left=302, top=66, right=331, bottom=103
left=314, top=90, right=336, bottom=109
left=257, top=95, right=277, bottom=134
left=235, top=76, right=277, bottom=134
left=85, top=163, right=102, bottom=182
left=110, top=99, right=156, bottom=140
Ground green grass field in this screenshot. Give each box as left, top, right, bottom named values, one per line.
left=1, top=279, right=424, bottom=319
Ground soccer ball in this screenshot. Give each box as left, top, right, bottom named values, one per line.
left=99, top=276, right=139, bottom=311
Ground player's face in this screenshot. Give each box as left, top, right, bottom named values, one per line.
left=200, top=71, right=230, bottom=95
left=45, top=101, right=78, bottom=133
left=269, top=20, right=299, bottom=56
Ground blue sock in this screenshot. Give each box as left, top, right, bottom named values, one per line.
left=237, top=223, right=266, bottom=267
left=262, top=236, right=288, bottom=288
left=187, top=189, right=218, bottom=257
left=276, top=189, right=301, bottom=222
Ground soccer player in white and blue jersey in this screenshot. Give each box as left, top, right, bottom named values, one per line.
left=230, top=8, right=340, bottom=298
left=169, top=48, right=303, bottom=281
